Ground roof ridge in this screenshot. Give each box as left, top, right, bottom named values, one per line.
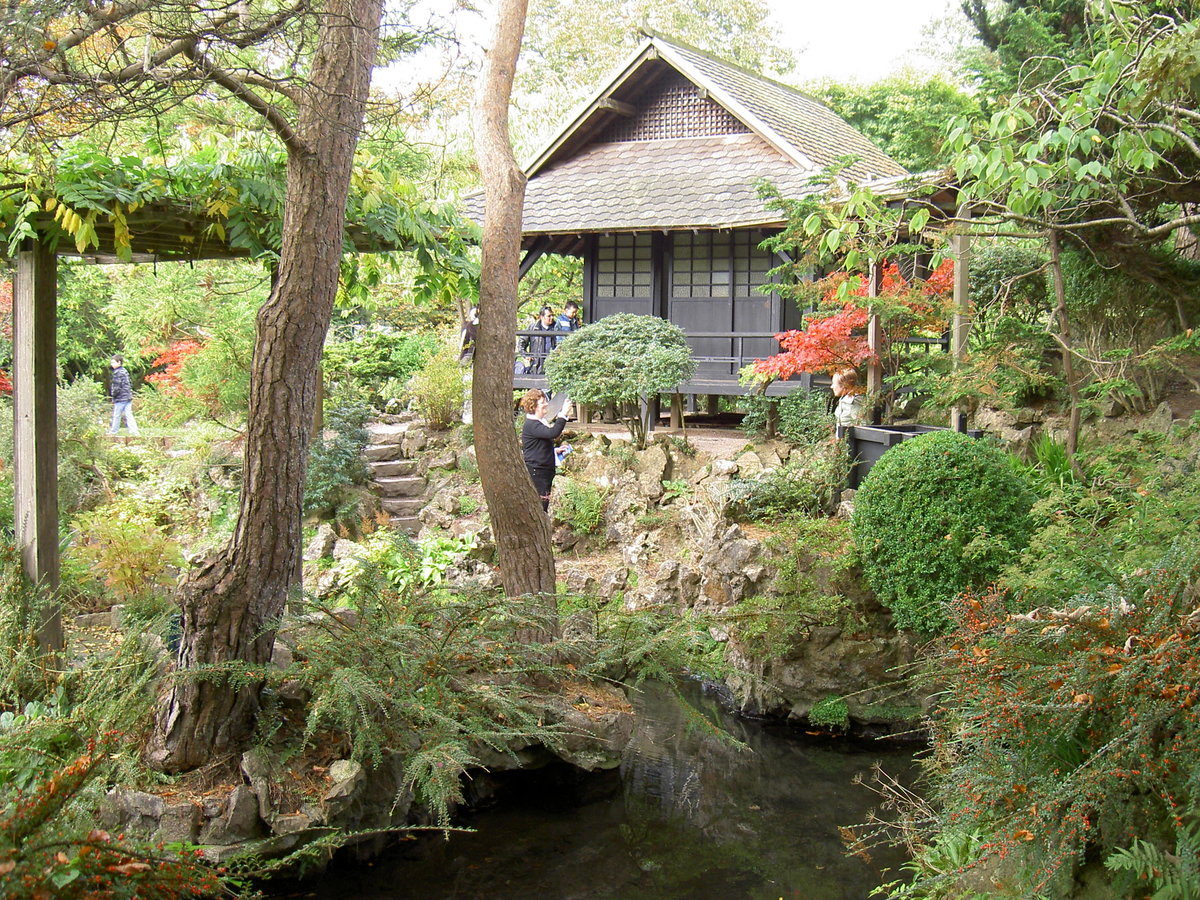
left=636, top=29, right=827, bottom=108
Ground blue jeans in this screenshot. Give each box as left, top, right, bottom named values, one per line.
left=110, top=400, right=139, bottom=435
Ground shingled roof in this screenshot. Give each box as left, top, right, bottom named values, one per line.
left=464, top=34, right=908, bottom=244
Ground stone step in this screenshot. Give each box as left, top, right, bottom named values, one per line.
left=390, top=516, right=421, bottom=534
left=373, top=475, right=426, bottom=499
left=368, top=458, right=418, bottom=478
left=366, top=422, right=410, bottom=444
left=381, top=497, right=425, bottom=516
left=364, top=443, right=406, bottom=462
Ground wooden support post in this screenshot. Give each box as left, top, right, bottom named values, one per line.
left=705, top=394, right=719, bottom=416
left=950, top=207, right=972, bottom=432
left=867, top=261, right=883, bottom=424
left=13, top=240, right=61, bottom=651
left=669, top=392, right=684, bottom=429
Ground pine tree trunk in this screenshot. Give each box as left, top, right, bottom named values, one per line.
left=146, top=0, right=384, bottom=773
left=472, top=0, right=559, bottom=641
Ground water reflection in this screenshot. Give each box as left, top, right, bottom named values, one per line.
left=274, top=683, right=914, bottom=900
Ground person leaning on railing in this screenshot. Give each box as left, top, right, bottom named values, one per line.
left=831, top=369, right=864, bottom=436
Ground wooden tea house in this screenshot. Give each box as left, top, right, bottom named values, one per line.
left=486, top=33, right=912, bottom=397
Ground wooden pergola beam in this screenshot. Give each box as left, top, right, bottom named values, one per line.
left=13, top=239, right=61, bottom=651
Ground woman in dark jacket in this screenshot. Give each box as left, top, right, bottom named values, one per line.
left=520, top=389, right=571, bottom=511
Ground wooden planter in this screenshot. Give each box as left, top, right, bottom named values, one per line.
left=846, top=425, right=983, bottom=489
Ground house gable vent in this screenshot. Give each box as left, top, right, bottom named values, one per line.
left=597, top=72, right=749, bottom=143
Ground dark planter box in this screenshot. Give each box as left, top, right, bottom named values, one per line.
left=847, top=425, right=983, bottom=489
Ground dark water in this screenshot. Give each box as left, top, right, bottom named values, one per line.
left=274, top=685, right=916, bottom=900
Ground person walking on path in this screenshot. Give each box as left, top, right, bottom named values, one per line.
left=520, top=388, right=572, bottom=511
left=109, top=355, right=140, bottom=436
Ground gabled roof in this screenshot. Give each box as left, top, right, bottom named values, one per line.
left=464, top=33, right=908, bottom=245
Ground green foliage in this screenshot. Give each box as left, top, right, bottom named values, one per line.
left=53, top=380, right=116, bottom=518
left=555, top=479, right=609, bottom=536
left=727, top=447, right=848, bottom=522
left=852, top=431, right=1035, bottom=634
left=545, top=314, right=697, bottom=450
left=406, top=341, right=465, bottom=430
left=304, top=403, right=370, bottom=530
left=740, top=390, right=833, bottom=444
left=807, top=695, right=850, bottom=731
left=1106, top=823, right=1200, bottom=900
left=660, top=479, right=691, bottom=501
left=1000, top=432, right=1200, bottom=609
left=327, top=529, right=478, bottom=604
left=808, top=74, right=982, bottom=171
left=323, top=329, right=438, bottom=410
left=66, top=498, right=184, bottom=607
left=730, top=517, right=864, bottom=660
left=285, top=587, right=568, bottom=827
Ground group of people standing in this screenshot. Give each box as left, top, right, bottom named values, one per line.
left=516, top=300, right=581, bottom=374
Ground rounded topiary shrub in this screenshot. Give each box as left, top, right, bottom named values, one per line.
left=851, top=430, right=1035, bottom=634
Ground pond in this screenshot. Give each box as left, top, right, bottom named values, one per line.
left=270, top=684, right=917, bottom=900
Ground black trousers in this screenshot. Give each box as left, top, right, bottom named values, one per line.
left=527, top=465, right=554, bottom=511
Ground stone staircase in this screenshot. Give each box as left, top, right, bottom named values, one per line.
left=364, top=421, right=427, bottom=534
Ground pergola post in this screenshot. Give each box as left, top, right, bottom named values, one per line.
left=866, top=261, right=883, bottom=424
left=13, top=239, right=62, bottom=650
left=950, top=206, right=972, bottom=432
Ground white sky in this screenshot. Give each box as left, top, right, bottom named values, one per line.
left=770, top=0, right=962, bottom=82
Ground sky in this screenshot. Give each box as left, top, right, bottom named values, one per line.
left=770, top=0, right=963, bottom=82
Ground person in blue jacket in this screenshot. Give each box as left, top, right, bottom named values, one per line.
left=520, top=389, right=572, bottom=511
left=108, top=355, right=140, bottom=436
left=554, top=300, right=581, bottom=338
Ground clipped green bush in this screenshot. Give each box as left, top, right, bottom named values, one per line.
left=545, top=314, right=696, bottom=449
left=851, top=430, right=1035, bottom=634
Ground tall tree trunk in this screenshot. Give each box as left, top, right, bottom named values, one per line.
left=146, top=0, right=385, bottom=773
left=1048, top=230, right=1085, bottom=480
left=471, top=0, right=558, bottom=640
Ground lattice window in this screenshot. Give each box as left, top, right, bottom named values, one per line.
left=595, top=234, right=653, bottom=299
left=672, top=230, right=774, bottom=299
left=598, top=73, right=748, bottom=142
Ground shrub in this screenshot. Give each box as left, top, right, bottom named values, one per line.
left=304, top=402, right=370, bottom=530
left=807, top=695, right=850, bottom=730
left=555, top=479, right=608, bottom=535
left=851, top=430, right=1035, bottom=634
left=66, top=498, right=184, bottom=606
left=324, top=329, right=437, bottom=409
left=908, top=547, right=1200, bottom=898
left=406, top=342, right=465, bottom=430
left=740, top=389, right=833, bottom=445
left=726, top=446, right=848, bottom=521
left=545, top=314, right=696, bottom=449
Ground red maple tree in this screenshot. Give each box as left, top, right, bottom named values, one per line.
left=752, top=259, right=954, bottom=380
left=144, top=339, right=204, bottom=396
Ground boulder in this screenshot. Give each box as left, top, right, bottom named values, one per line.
left=199, top=785, right=263, bottom=845
left=304, top=523, right=337, bottom=561
left=734, top=451, right=764, bottom=476
left=99, top=788, right=164, bottom=836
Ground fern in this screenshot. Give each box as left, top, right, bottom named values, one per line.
left=1107, top=823, right=1200, bottom=900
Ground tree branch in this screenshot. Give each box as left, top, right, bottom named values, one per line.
left=183, top=45, right=303, bottom=154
